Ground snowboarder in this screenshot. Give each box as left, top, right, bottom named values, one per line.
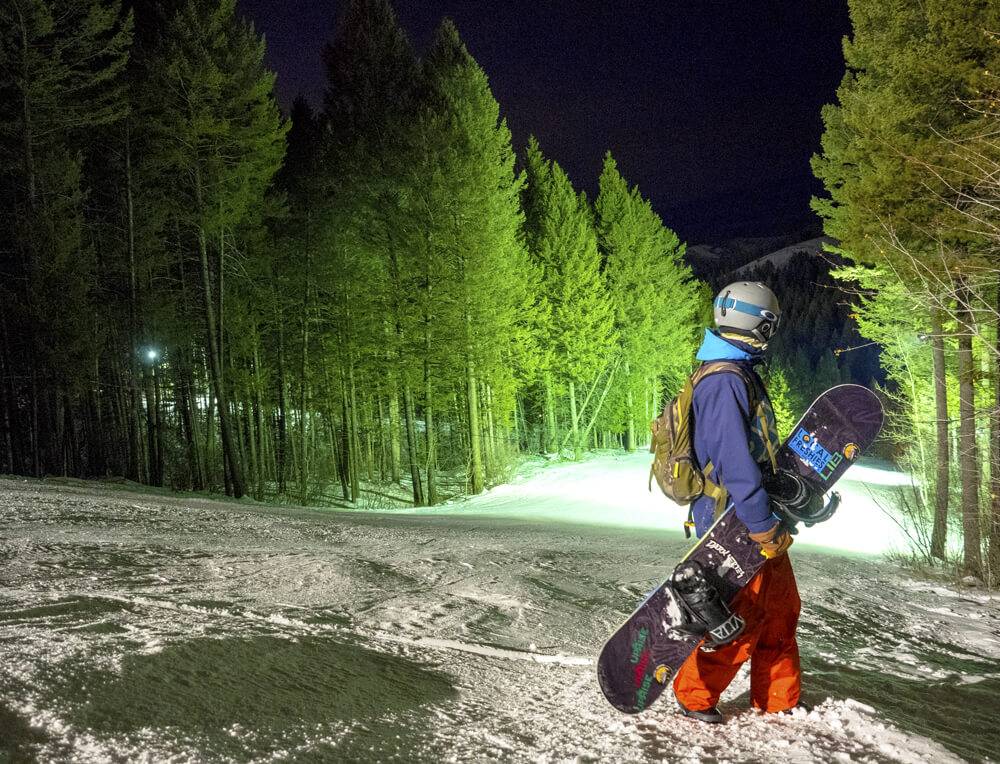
left=673, top=281, right=801, bottom=724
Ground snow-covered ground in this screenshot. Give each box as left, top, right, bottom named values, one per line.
left=0, top=452, right=997, bottom=762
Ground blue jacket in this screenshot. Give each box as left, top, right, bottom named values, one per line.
left=690, top=329, right=780, bottom=537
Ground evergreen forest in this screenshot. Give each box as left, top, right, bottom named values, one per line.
left=3, top=0, right=1000, bottom=584
left=0, top=0, right=702, bottom=509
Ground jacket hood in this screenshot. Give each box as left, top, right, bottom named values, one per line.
left=695, top=329, right=762, bottom=363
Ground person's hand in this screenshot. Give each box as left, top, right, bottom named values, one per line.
left=748, top=523, right=793, bottom=558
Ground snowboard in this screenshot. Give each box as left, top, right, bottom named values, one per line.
left=597, top=384, right=884, bottom=714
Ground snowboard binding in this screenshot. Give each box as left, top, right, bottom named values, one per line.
left=669, top=560, right=745, bottom=649
left=765, top=469, right=841, bottom=527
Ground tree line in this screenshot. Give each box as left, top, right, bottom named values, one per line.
left=0, top=0, right=703, bottom=506
left=813, top=0, right=1000, bottom=582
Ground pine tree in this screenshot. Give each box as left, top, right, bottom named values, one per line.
left=813, top=0, right=1000, bottom=576
left=268, top=97, right=321, bottom=499
left=417, top=19, right=541, bottom=488
left=321, top=0, right=423, bottom=503
left=0, top=0, right=132, bottom=476
left=529, top=154, right=615, bottom=459
left=147, top=0, right=287, bottom=498
left=764, top=365, right=798, bottom=439
left=521, top=135, right=558, bottom=453
left=596, top=152, right=700, bottom=450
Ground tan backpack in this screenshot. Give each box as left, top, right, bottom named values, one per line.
left=648, top=362, right=759, bottom=510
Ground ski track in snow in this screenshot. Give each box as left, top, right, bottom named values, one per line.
left=0, top=452, right=997, bottom=763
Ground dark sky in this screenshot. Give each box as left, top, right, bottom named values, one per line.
left=237, top=1, right=852, bottom=244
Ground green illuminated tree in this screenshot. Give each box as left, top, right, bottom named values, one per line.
left=596, top=152, right=700, bottom=450
left=146, top=0, right=286, bottom=498
left=417, top=19, right=540, bottom=490
left=763, top=365, right=798, bottom=438
left=320, top=0, right=423, bottom=503
left=814, top=0, right=1000, bottom=575
left=527, top=148, right=615, bottom=459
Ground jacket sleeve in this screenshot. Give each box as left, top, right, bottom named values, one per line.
left=693, top=373, right=779, bottom=535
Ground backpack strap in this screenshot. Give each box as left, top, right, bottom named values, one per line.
left=689, top=361, right=763, bottom=523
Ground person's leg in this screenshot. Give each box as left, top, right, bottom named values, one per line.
left=749, top=554, right=801, bottom=712
left=673, top=566, right=769, bottom=711
left=673, top=633, right=753, bottom=711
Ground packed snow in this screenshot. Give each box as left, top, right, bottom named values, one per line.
left=0, top=452, right=997, bottom=762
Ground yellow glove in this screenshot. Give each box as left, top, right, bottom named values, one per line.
left=749, top=523, right=793, bottom=559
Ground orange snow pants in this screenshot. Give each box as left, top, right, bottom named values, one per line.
left=673, top=553, right=801, bottom=713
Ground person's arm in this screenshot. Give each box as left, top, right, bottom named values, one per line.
left=693, top=373, right=779, bottom=535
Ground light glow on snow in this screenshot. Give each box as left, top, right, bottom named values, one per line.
left=413, top=451, right=913, bottom=556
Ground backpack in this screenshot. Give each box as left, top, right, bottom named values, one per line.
left=648, top=361, right=760, bottom=507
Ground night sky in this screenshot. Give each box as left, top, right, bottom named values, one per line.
left=236, top=1, right=852, bottom=244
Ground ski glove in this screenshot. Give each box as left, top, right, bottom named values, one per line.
left=748, top=523, right=793, bottom=559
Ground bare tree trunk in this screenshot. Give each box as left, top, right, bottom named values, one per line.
left=217, top=218, right=226, bottom=388
left=625, top=392, right=635, bottom=452
left=451, top=392, right=463, bottom=455
left=299, top=252, right=310, bottom=501
left=544, top=373, right=557, bottom=455
left=363, top=395, right=375, bottom=483
left=376, top=396, right=388, bottom=481
left=143, top=366, right=161, bottom=486
left=197, top=220, right=244, bottom=498
left=348, top=363, right=361, bottom=500
left=0, top=318, right=16, bottom=473
left=86, top=358, right=104, bottom=476
left=582, top=360, right=619, bottom=444
left=177, top=352, right=204, bottom=490
left=30, top=372, right=40, bottom=476
left=956, top=283, right=982, bottom=577
left=153, top=364, right=164, bottom=485
left=252, top=343, right=266, bottom=499
left=569, top=380, right=580, bottom=460
left=52, top=391, right=64, bottom=476
left=930, top=309, right=950, bottom=560
left=124, top=126, right=143, bottom=482
left=244, top=396, right=259, bottom=500
left=403, top=382, right=424, bottom=505
left=485, top=383, right=497, bottom=478
left=514, top=394, right=524, bottom=452
left=388, top=389, right=402, bottom=484
left=203, top=384, right=215, bottom=482
left=15, top=7, right=41, bottom=479
left=338, top=378, right=351, bottom=501
left=624, top=360, right=635, bottom=452
left=989, top=289, right=1000, bottom=585
left=467, top=359, right=484, bottom=493
left=276, top=315, right=287, bottom=495
left=424, top=355, right=437, bottom=506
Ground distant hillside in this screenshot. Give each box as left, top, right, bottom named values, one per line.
left=729, top=236, right=837, bottom=277
left=684, top=233, right=883, bottom=399
left=683, top=226, right=825, bottom=285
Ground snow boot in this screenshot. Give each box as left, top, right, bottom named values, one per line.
left=779, top=702, right=812, bottom=715
left=676, top=698, right=725, bottom=724
left=671, top=560, right=745, bottom=648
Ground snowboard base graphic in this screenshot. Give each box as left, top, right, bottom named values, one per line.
left=597, top=384, right=884, bottom=714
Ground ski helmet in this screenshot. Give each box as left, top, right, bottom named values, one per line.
left=713, top=281, right=781, bottom=345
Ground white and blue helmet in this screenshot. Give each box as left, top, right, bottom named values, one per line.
left=713, top=281, right=781, bottom=345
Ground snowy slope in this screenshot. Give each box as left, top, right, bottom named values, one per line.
left=0, top=455, right=997, bottom=762
left=404, top=450, right=915, bottom=556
